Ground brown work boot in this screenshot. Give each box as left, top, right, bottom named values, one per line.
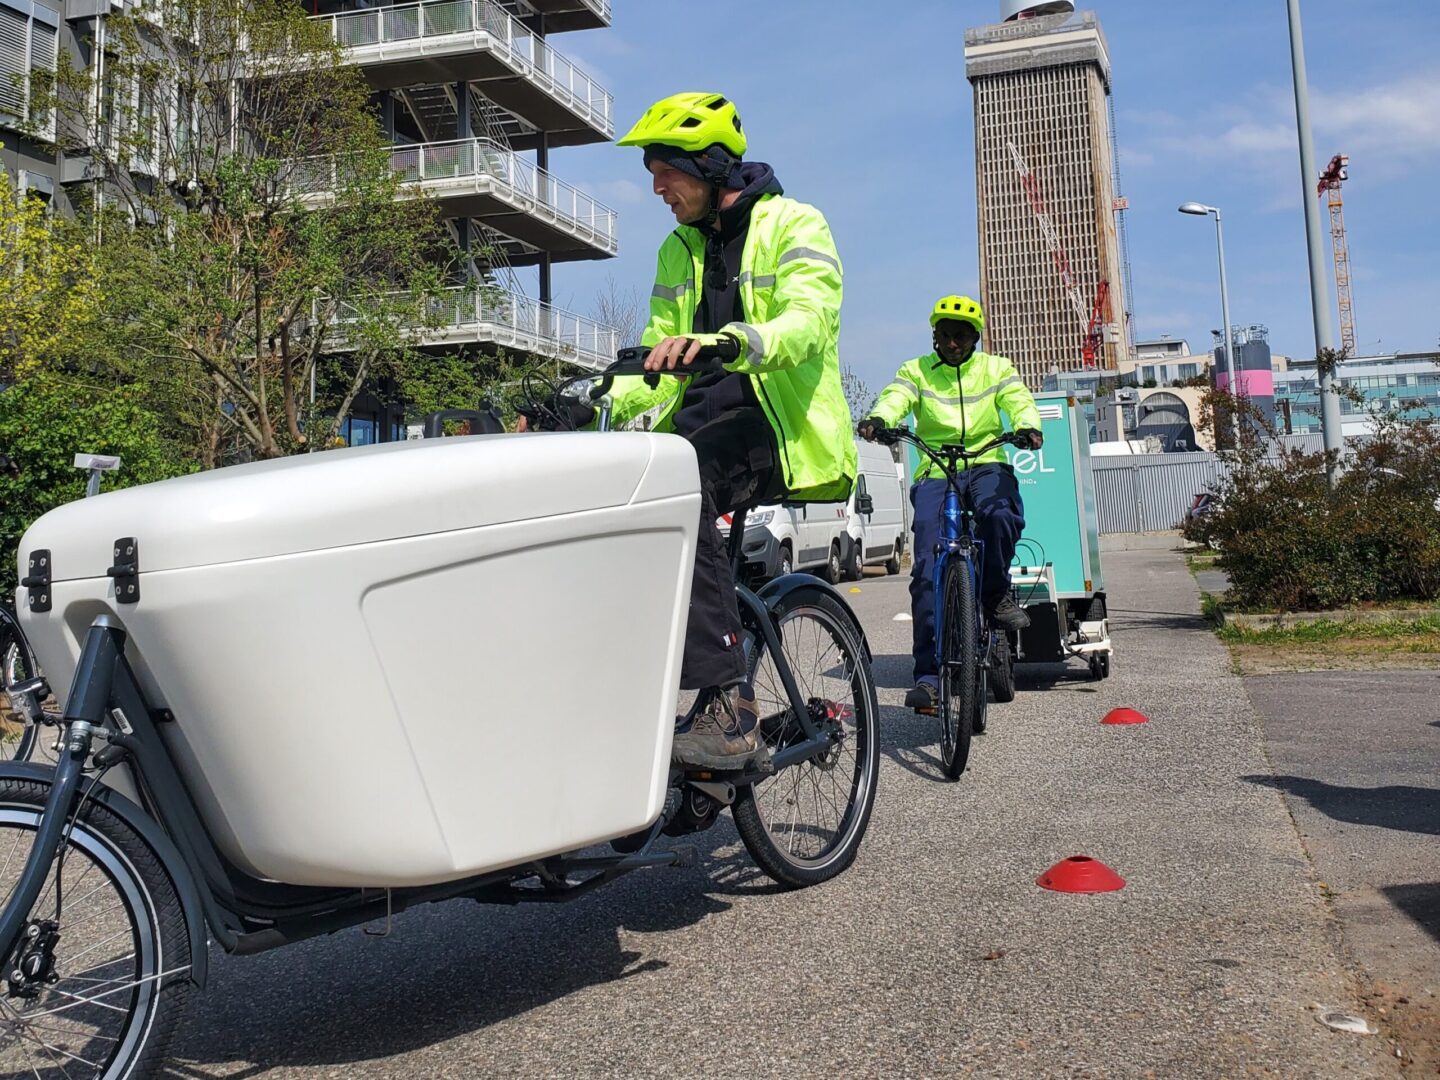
left=672, top=684, right=772, bottom=771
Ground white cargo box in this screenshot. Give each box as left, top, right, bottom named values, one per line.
left=18, top=433, right=700, bottom=887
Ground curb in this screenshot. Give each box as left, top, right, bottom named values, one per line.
left=1221, top=608, right=1440, bottom=630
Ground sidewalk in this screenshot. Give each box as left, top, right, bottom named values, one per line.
left=1246, top=670, right=1440, bottom=1071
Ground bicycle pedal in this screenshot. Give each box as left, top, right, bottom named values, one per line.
left=670, top=844, right=698, bottom=868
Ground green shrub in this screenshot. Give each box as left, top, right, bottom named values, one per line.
left=0, top=372, right=192, bottom=597
left=1184, top=409, right=1440, bottom=611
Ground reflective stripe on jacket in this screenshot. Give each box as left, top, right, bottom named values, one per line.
left=601, top=193, right=856, bottom=503
left=871, top=351, right=1041, bottom=477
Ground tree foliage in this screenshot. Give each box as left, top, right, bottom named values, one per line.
left=39, top=0, right=456, bottom=463
left=0, top=161, right=101, bottom=383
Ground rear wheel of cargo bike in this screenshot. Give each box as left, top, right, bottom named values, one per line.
left=1, top=623, right=39, bottom=764
left=0, top=777, right=192, bottom=1080
left=734, top=587, right=879, bottom=888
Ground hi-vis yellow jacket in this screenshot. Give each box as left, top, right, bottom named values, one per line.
left=871, top=351, right=1041, bottom=477
left=598, top=193, right=856, bottom=502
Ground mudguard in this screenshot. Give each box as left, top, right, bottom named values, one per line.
left=0, top=761, right=210, bottom=988
left=756, top=573, right=874, bottom=662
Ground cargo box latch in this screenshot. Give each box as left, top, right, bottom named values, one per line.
left=20, top=549, right=51, bottom=613
left=107, top=537, right=140, bottom=604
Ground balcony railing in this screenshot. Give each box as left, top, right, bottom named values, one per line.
left=290, top=137, right=618, bottom=254
left=428, top=285, right=619, bottom=368
left=310, top=0, right=613, bottom=138
left=326, top=285, right=620, bottom=370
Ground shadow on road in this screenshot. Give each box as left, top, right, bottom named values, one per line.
left=1381, top=881, right=1440, bottom=946
left=169, top=853, right=735, bottom=1076
left=1244, top=774, right=1440, bottom=836
left=1108, top=607, right=1211, bottom=633
left=1016, top=664, right=1099, bottom=693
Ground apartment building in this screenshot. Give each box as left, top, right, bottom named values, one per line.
left=2, top=0, right=621, bottom=444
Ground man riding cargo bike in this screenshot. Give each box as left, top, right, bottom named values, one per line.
left=859, top=294, right=1042, bottom=715
left=0, top=92, right=880, bottom=1078
left=530, top=90, right=857, bottom=771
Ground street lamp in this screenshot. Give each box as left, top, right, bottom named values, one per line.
left=1287, top=0, right=1344, bottom=486
left=1179, top=202, right=1240, bottom=447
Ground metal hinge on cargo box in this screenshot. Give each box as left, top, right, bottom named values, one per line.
left=107, top=537, right=140, bottom=604
left=20, top=549, right=52, bottom=613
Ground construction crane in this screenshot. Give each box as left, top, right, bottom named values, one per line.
left=1007, top=140, right=1110, bottom=367
left=1316, top=153, right=1357, bottom=357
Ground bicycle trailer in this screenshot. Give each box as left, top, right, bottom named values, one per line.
left=1003, top=391, right=1112, bottom=680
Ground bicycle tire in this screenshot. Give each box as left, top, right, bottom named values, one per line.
left=991, top=631, right=1017, bottom=704
left=0, top=777, right=193, bottom=1078
left=1, top=625, right=39, bottom=763
left=734, top=586, right=880, bottom=889
left=938, top=558, right=977, bottom=780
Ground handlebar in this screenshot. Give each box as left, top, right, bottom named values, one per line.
left=865, top=425, right=1030, bottom=479
left=584, top=341, right=736, bottom=402
left=518, top=340, right=738, bottom=432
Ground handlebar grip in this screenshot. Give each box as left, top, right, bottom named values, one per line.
left=605, top=343, right=732, bottom=380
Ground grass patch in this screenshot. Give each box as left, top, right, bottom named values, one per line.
left=1199, top=591, right=1225, bottom=625
left=1217, top=614, right=1440, bottom=646
left=1185, top=551, right=1220, bottom=575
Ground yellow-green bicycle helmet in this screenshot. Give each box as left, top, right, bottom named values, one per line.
left=617, top=92, right=747, bottom=156
left=930, top=295, right=985, bottom=334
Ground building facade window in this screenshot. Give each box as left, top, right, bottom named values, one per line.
left=0, top=0, right=58, bottom=141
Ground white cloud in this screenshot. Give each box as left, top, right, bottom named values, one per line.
left=595, top=178, right=648, bottom=206
left=1132, top=71, right=1440, bottom=197
left=1312, top=75, right=1440, bottom=160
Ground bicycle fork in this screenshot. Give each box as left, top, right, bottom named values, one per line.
left=0, top=625, right=122, bottom=964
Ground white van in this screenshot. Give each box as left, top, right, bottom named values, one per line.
left=720, top=439, right=908, bottom=584
left=843, top=439, right=908, bottom=580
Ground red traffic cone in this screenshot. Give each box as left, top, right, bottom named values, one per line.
left=1037, top=856, right=1126, bottom=893
left=1102, top=707, right=1148, bottom=726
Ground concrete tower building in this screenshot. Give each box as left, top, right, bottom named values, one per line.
left=965, top=1, right=1130, bottom=389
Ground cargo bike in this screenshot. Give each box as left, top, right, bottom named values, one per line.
left=0, top=347, right=880, bottom=1078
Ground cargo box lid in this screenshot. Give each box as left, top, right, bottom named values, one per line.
left=20, top=433, right=697, bottom=583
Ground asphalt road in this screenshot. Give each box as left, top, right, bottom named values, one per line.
left=1246, top=669, right=1440, bottom=1061
left=167, top=539, right=1400, bottom=1078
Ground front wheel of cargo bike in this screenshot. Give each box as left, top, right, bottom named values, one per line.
left=0, top=777, right=193, bottom=1080
left=734, top=587, right=879, bottom=889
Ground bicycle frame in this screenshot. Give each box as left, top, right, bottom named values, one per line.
left=881, top=428, right=1019, bottom=686
left=932, top=470, right=988, bottom=683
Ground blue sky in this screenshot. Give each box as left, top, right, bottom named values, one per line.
left=535, top=0, right=1440, bottom=392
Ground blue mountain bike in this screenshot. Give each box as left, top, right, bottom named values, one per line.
left=873, top=426, right=1028, bottom=779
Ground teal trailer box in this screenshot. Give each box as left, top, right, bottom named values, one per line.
left=1002, top=392, right=1111, bottom=678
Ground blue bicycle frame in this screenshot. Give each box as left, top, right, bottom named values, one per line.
left=933, top=474, right=988, bottom=684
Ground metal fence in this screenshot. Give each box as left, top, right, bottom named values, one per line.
left=1091, top=453, right=1228, bottom=534
left=311, top=0, right=614, bottom=137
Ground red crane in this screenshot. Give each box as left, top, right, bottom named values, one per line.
left=1316, top=153, right=1357, bottom=357
left=1007, top=140, right=1110, bottom=366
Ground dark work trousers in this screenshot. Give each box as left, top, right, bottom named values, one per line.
left=909, top=464, right=1025, bottom=683
left=681, top=408, right=779, bottom=690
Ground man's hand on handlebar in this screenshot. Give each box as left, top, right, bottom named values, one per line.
left=1014, top=427, right=1043, bottom=450
left=856, top=417, right=885, bottom=442
left=643, top=333, right=740, bottom=373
